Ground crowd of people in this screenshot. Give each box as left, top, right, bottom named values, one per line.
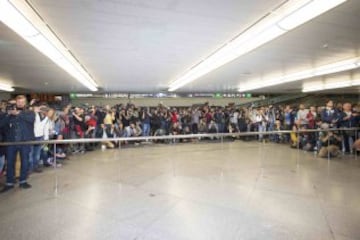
left=1, top=95, right=360, bottom=192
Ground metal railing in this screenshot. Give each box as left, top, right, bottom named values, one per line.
left=0, top=127, right=358, bottom=146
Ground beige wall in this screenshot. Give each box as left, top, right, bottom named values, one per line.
left=70, top=97, right=259, bottom=107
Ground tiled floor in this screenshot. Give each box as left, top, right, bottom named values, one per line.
left=1, top=141, right=360, bottom=240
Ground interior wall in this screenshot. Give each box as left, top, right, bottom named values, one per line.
left=0, top=92, right=11, bottom=101
left=70, top=97, right=259, bottom=107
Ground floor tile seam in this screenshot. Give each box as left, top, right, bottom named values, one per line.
left=56, top=188, right=183, bottom=240
left=66, top=162, right=142, bottom=173
left=56, top=184, right=183, bottom=216
left=130, top=191, right=276, bottom=240
left=31, top=175, right=125, bottom=196
left=333, top=233, right=357, bottom=240
left=0, top=192, right=56, bottom=219
left=126, top=198, right=184, bottom=240
left=136, top=185, right=254, bottom=215
left=255, top=186, right=319, bottom=200
left=50, top=194, right=144, bottom=238
left=48, top=167, right=142, bottom=187
left=313, top=183, right=337, bottom=240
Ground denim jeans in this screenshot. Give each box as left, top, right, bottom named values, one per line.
left=258, top=124, right=266, bottom=140
left=217, top=123, right=225, bottom=133
left=29, top=136, right=44, bottom=170
left=268, top=122, right=275, bottom=141
left=142, top=123, right=151, bottom=136
left=6, top=145, right=31, bottom=185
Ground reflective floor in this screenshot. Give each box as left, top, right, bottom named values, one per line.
left=1, top=141, right=360, bottom=240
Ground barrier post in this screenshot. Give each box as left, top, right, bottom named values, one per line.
left=297, top=130, right=300, bottom=151
left=327, top=130, right=330, bottom=161
left=53, top=143, right=58, bottom=197
left=355, top=128, right=358, bottom=159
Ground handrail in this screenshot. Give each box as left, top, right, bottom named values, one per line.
left=0, top=127, right=358, bottom=146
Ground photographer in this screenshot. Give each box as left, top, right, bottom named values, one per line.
left=71, top=107, right=86, bottom=153
left=141, top=107, right=152, bottom=137
left=318, top=129, right=342, bottom=158
left=29, top=103, right=49, bottom=173
left=1, top=95, right=35, bottom=193
left=0, top=110, right=6, bottom=176
left=120, top=108, right=130, bottom=127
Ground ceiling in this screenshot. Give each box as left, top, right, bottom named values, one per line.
left=0, top=0, right=360, bottom=94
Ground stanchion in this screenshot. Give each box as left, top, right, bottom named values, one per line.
left=296, top=130, right=300, bottom=168
left=53, top=143, right=58, bottom=197
left=327, top=132, right=330, bottom=161
left=296, top=130, right=300, bottom=151
left=355, top=129, right=358, bottom=160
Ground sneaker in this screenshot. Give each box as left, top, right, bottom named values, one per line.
left=19, top=183, right=32, bottom=189
left=0, top=185, right=14, bottom=193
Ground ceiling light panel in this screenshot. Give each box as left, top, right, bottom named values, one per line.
left=0, top=82, right=14, bottom=92
left=0, top=0, right=98, bottom=91
left=168, top=0, right=348, bottom=91
left=239, top=57, right=360, bottom=92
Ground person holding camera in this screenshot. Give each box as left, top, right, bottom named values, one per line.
left=0, top=110, right=6, bottom=176
left=29, top=103, right=49, bottom=173
left=1, top=95, right=35, bottom=193
left=318, top=129, right=342, bottom=158
left=141, top=107, right=152, bottom=137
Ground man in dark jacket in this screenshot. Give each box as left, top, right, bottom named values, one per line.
left=1, top=95, right=35, bottom=193
left=0, top=111, right=6, bottom=176
left=339, top=103, right=359, bottom=153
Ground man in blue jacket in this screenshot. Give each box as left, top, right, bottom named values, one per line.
left=321, top=100, right=340, bottom=127
left=1, top=95, right=35, bottom=193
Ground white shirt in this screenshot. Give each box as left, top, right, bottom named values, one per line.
left=34, top=113, right=50, bottom=140
left=297, top=109, right=309, bottom=125
left=230, top=112, right=239, bottom=124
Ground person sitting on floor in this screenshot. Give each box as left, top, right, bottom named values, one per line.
left=318, top=129, right=342, bottom=158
